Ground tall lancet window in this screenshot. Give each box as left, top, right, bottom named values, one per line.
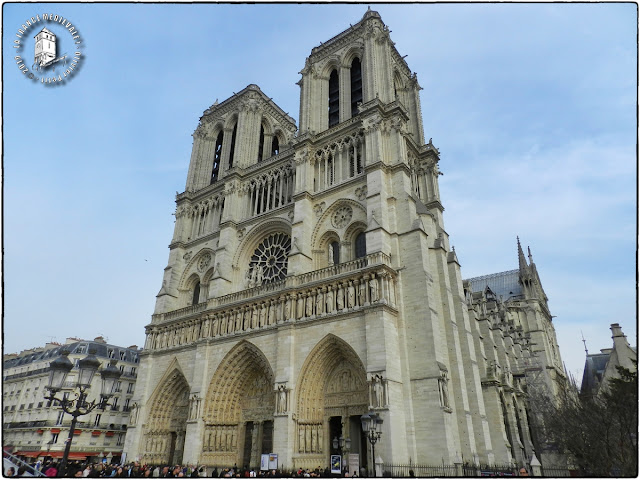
left=192, top=281, right=201, bottom=306
left=355, top=232, right=366, bottom=259
left=228, top=123, right=238, bottom=169
left=350, top=58, right=362, bottom=118
left=258, top=125, right=265, bottom=163
left=328, top=69, right=340, bottom=127
left=211, top=131, right=223, bottom=184
left=271, top=135, right=279, bottom=157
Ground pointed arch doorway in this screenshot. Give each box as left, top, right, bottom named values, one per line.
left=201, top=341, right=276, bottom=468
left=141, top=365, right=191, bottom=465
left=295, top=335, right=369, bottom=472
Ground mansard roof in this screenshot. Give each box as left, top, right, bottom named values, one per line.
left=465, top=269, right=524, bottom=301
left=4, top=340, right=141, bottom=369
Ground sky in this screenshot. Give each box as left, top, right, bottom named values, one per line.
left=2, top=3, right=637, bottom=383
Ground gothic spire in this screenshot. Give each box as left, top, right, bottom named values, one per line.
left=517, top=236, right=528, bottom=272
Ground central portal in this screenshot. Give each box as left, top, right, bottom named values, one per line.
left=294, top=335, right=369, bottom=471
left=201, top=341, right=275, bottom=468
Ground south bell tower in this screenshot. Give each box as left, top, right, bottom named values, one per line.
left=128, top=10, right=553, bottom=471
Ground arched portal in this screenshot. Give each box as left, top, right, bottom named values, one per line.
left=295, top=335, right=369, bottom=470
left=202, top=341, right=275, bottom=468
left=141, top=365, right=191, bottom=465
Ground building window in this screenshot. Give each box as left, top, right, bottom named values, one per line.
left=350, top=57, right=362, bottom=117
left=111, top=397, right=119, bottom=411
left=355, top=232, right=366, bottom=259
left=192, top=281, right=200, bottom=306
left=120, top=351, right=125, bottom=361
left=115, top=381, right=122, bottom=392
left=130, top=367, right=136, bottom=375
left=56, top=411, right=64, bottom=425
left=123, top=398, right=130, bottom=412
left=94, top=414, right=102, bottom=427
left=228, top=123, right=237, bottom=169
left=258, top=125, right=265, bottom=163
left=271, top=136, right=279, bottom=157
left=108, top=348, right=114, bottom=359
left=211, top=130, right=223, bottom=183
left=127, top=383, right=134, bottom=394
left=248, top=233, right=292, bottom=285
left=51, top=433, right=59, bottom=443
left=330, top=241, right=340, bottom=265
left=116, top=433, right=125, bottom=446
left=328, top=69, right=339, bottom=127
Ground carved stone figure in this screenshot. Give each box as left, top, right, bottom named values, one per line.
left=369, top=277, right=379, bottom=302
left=337, top=284, right=345, bottom=310
left=277, top=385, right=288, bottom=414
left=306, top=292, right=314, bottom=317
left=284, top=296, right=292, bottom=320
left=268, top=300, right=276, bottom=325
left=372, top=375, right=384, bottom=408
left=251, top=305, right=259, bottom=329
left=259, top=303, right=267, bottom=327
left=316, top=289, right=325, bottom=315
left=438, top=371, right=450, bottom=408
left=296, top=294, right=305, bottom=318
left=347, top=282, right=356, bottom=308
left=299, top=426, right=305, bottom=453
left=326, top=287, right=334, bottom=313
left=358, top=279, right=367, bottom=305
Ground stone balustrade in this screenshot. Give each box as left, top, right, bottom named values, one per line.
left=144, top=258, right=397, bottom=352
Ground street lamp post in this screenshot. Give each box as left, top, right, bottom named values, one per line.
left=332, top=435, right=352, bottom=474
left=360, top=412, right=383, bottom=478
left=44, top=350, right=121, bottom=477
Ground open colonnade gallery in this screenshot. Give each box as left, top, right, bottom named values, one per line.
left=124, top=10, right=565, bottom=472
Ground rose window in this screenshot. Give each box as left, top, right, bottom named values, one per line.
left=249, top=233, right=291, bottom=284
left=332, top=206, right=353, bottom=229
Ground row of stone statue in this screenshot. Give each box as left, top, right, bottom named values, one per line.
left=297, top=423, right=324, bottom=454
left=203, top=425, right=238, bottom=452
left=143, top=433, right=173, bottom=456
left=147, top=272, right=395, bottom=350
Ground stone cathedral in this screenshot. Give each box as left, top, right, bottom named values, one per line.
left=124, top=10, right=566, bottom=471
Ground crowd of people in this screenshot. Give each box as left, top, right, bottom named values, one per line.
left=4, top=461, right=364, bottom=478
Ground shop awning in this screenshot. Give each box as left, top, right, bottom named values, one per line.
left=13, top=451, right=41, bottom=458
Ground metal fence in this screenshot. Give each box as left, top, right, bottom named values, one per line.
left=540, top=466, right=572, bottom=477
left=382, top=464, right=458, bottom=477
left=383, top=463, right=572, bottom=477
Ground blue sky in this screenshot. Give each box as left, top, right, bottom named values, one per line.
left=3, top=3, right=636, bottom=381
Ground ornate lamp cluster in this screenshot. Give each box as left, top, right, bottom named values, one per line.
left=361, top=411, right=384, bottom=477
left=44, top=350, right=122, bottom=477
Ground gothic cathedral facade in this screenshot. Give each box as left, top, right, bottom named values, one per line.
left=124, top=10, right=565, bottom=470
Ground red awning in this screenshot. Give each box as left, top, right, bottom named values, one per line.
left=13, top=451, right=41, bottom=458
left=50, top=428, right=61, bottom=434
